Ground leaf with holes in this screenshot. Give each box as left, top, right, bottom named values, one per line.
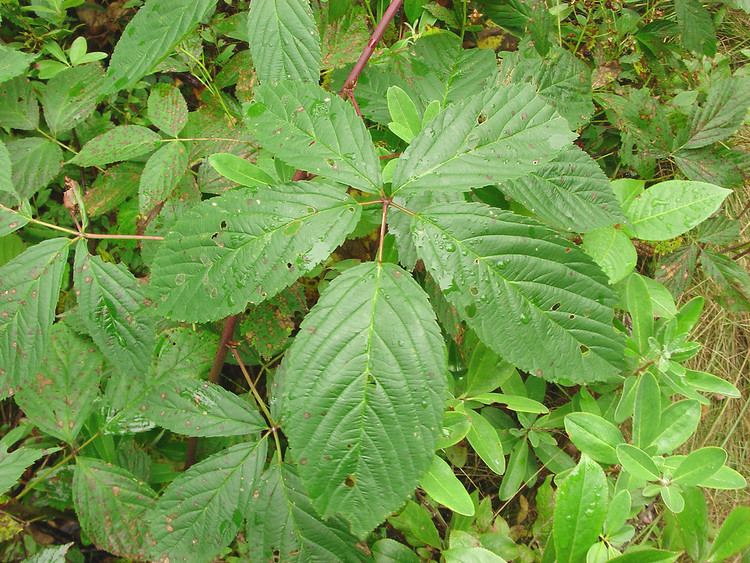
left=0, top=238, right=69, bottom=395
left=245, top=81, right=381, bottom=193
left=73, top=457, right=157, bottom=560
left=390, top=84, right=576, bottom=196
left=150, top=181, right=360, bottom=322
left=279, top=262, right=447, bottom=537
left=71, top=125, right=161, bottom=167
left=74, top=241, right=156, bottom=375
left=247, top=0, right=321, bottom=84
left=138, top=141, right=189, bottom=214
left=147, top=83, right=189, bottom=137
left=412, top=201, right=625, bottom=383
left=141, top=379, right=266, bottom=437
left=149, top=438, right=268, bottom=562
left=498, top=145, right=624, bottom=233
left=14, top=324, right=106, bottom=443
left=246, top=463, right=368, bottom=562
left=107, top=0, right=218, bottom=91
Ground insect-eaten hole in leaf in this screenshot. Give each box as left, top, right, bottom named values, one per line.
left=344, top=475, right=356, bottom=488
left=477, top=112, right=487, bottom=124
left=219, top=220, right=228, bottom=230
left=579, top=344, right=590, bottom=356
left=551, top=302, right=561, bottom=311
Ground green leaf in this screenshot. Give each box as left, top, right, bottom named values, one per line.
left=605, top=489, right=631, bottom=535
left=616, top=444, right=660, bottom=481
left=633, top=372, right=660, bottom=449
left=73, top=457, right=157, bottom=560
left=83, top=162, right=142, bottom=218
left=0, top=44, right=36, bottom=84
left=387, top=86, right=422, bottom=143
left=391, top=85, right=576, bottom=196
left=420, top=455, right=475, bottom=516
left=444, top=547, right=507, bottom=562
left=611, top=179, right=644, bottom=209
left=683, top=77, right=750, bottom=149
left=150, top=182, right=360, bottom=322
left=660, top=484, right=685, bottom=513
left=245, top=81, right=381, bottom=193
left=6, top=137, right=62, bottom=200
left=412, top=201, right=624, bottom=383
left=651, top=400, right=701, bottom=454
left=0, top=233, right=26, bottom=265
left=564, top=412, right=624, bottom=465
left=208, top=153, right=276, bottom=188
left=0, top=139, right=18, bottom=206
left=14, top=324, right=105, bottom=443
left=71, top=125, right=161, bottom=167
left=74, top=241, right=156, bottom=375
left=671, top=487, right=709, bottom=561
left=141, top=379, right=266, bottom=437
left=469, top=393, right=548, bottom=413
left=279, top=262, right=447, bottom=536
left=708, top=506, right=750, bottom=562
left=607, top=549, right=679, bottom=562
left=0, top=238, right=69, bottom=394
left=246, top=462, right=367, bottom=562
left=247, top=0, right=321, bottom=84
left=153, top=326, right=219, bottom=380
left=462, top=341, right=516, bottom=397
left=624, top=180, right=731, bottom=241
left=641, top=276, right=677, bottom=319
left=700, top=250, right=750, bottom=312
left=582, top=226, right=636, bottom=285
left=500, top=40, right=594, bottom=128
left=466, top=409, right=505, bottom=475
left=553, top=455, right=608, bottom=563
left=107, top=0, right=218, bottom=91
left=0, top=77, right=39, bottom=131
left=138, top=142, right=189, bottom=214
left=499, top=438, right=529, bottom=500
left=41, top=63, right=107, bottom=136
left=499, top=145, right=624, bottom=233
left=389, top=500, right=442, bottom=549
left=672, top=447, right=726, bottom=486
left=149, top=439, right=268, bottom=561
left=697, top=465, right=746, bottom=490
left=22, top=543, right=73, bottom=563
left=372, top=538, right=420, bottom=562
left=0, top=446, right=47, bottom=496
left=684, top=369, right=741, bottom=398
left=147, top=83, right=189, bottom=137
left=674, top=0, right=716, bottom=56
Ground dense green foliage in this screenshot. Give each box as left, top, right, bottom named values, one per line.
left=1, top=0, right=750, bottom=561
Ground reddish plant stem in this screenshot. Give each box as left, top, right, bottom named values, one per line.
left=184, top=315, right=239, bottom=469
left=339, top=0, right=403, bottom=108
left=83, top=232, right=165, bottom=241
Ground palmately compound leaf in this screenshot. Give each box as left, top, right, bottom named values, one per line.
left=498, top=145, right=624, bottom=233
left=73, top=457, right=157, bottom=560
left=247, top=0, right=321, bottom=84
left=553, top=455, right=608, bottom=563
left=390, top=84, right=576, bottom=196
left=279, top=262, right=447, bottom=537
left=150, top=182, right=360, bottom=322
left=149, top=438, right=268, bottom=562
left=107, top=0, right=218, bottom=91
left=140, top=378, right=266, bottom=437
left=245, top=81, right=381, bottom=193
left=624, top=180, right=731, bottom=241
left=0, top=238, right=70, bottom=396
left=14, top=324, right=105, bottom=443
left=74, top=241, right=156, bottom=375
left=246, top=463, right=368, bottom=562
left=411, top=202, right=625, bottom=383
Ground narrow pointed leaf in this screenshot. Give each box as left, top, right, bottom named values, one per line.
left=14, top=324, right=106, bottom=443
left=553, top=455, right=608, bottom=563
left=0, top=238, right=69, bottom=394
left=391, top=84, right=576, bottom=195
left=708, top=506, right=750, bottom=562
left=245, top=81, right=381, bottom=193
left=279, top=262, right=447, bottom=536
left=633, top=372, right=660, bottom=448
left=151, top=182, right=359, bottom=322
left=419, top=455, right=475, bottom=516
left=412, top=202, right=625, bottom=383
left=73, top=458, right=157, bottom=560
left=74, top=241, right=156, bottom=375
left=107, top=0, right=218, bottom=91
left=247, top=0, right=321, bottom=84
left=616, top=444, right=660, bottom=481
left=149, top=439, right=268, bottom=562
left=141, top=379, right=266, bottom=437
left=208, top=153, right=276, bottom=187
left=246, top=463, right=368, bottom=562
left=466, top=409, right=505, bottom=475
